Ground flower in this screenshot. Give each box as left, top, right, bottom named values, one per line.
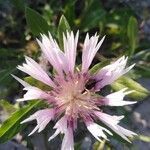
left=13, top=31, right=137, bottom=150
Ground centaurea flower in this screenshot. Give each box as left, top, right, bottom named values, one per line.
left=13, top=31, right=137, bottom=150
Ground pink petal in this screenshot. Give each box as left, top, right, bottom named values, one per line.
left=61, top=127, right=74, bottom=150
left=21, top=109, right=55, bottom=136
left=101, top=88, right=136, bottom=106
left=17, top=86, right=54, bottom=102
left=37, top=33, right=69, bottom=75
left=63, top=31, right=79, bottom=73
left=49, top=116, right=68, bottom=141
left=17, top=56, right=55, bottom=87
left=49, top=116, right=74, bottom=150
left=82, top=35, right=105, bottom=73
left=93, top=56, right=135, bottom=91
left=12, top=75, right=54, bottom=102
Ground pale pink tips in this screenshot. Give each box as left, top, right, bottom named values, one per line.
left=21, top=109, right=55, bottom=136
left=82, top=35, right=105, bottom=73
left=17, top=56, right=55, bottom=87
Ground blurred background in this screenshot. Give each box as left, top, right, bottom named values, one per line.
left=0, top=0, right=150, bottom=149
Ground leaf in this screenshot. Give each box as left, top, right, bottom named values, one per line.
left=132, top=49, right=150, bottom=61
left=127, top=16, right=138, bottom=56
left=57, top=15, right=71, bottom=50
left=138, top=135, right=150, bottom=142
left=25, top=7, right=51, bottom=36
left=64, top=0, right=76, bottom=27
left=135, top=65, right=150, bottom=78
left=89, top=60, right=110, bottom=74
left=0, top=100, right=17, bottom=114
left=24, top=76, right=51, bottom=91
left=111, top=76, right=149, bottom=100
left=0, top=100, right=43, bottom=143
left=79, top=0, right=106, bottom=31
left=93, top=140, right=106, bottom=150
left=11, top=0, right=26, bottom=11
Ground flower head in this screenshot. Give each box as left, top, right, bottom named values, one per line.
left=14, top=31, right=137, bottom=150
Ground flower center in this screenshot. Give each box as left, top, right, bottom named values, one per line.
left=54, top=73, right=99, bottom=120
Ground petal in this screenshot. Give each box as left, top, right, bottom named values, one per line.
left=48, top=116, right=68, bottom=141
left=48, top=129, right=60, bottom=141
left=63, top=31, right=79, bottom=73
left=37, top=33, right=69, bottom=75
left=12, top=75, right=54, bottom=102
left=102, top=88, right=136, bottom=106
left=17, top=56, right=55, bottom=87
left=61, top=127, right=74, bottom=150
left=82, top=34, right=105, bottom=73
left=93, top=56, right=135, bottom=91
left=17, top=86, right=54, bottom=102
left=11, top=74, right=30, bottom=87
left=28, top=125, right=39, bottom=136
left=95, top=111, right=124, bottom=128
left=21, top=109, right=55, bottom=135
left=53, top=116, right=68, bottom=133
left=86, top=121, right=112, bottom=141
left=94, top=111, right=136, bottom=142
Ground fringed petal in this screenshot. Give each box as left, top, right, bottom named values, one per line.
left=94, top=111, right=137, bottom=142
left=17, top=56, right=55, bottom=87
left=86, top=121, right=112, bottom=141
left=21, top=109, right=55, bottom=136
left=101, top=88, right=136, bottom=106
left=63, top=31, right=79, bottom=73
left=82, top=35, right=105, bottom=73
left=93, top=56, right=135, bottom=91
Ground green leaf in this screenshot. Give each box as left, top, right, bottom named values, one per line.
left=93, top=140, right=106, bottom=150
left=25, top=7, right=51, bottom=36
left=11, top=0, right=26, bottom=11
left=127, top=16, right=138, bottom=56
left=135, top=65, right=150, bottom=78
left=24, top=76, right=51, bottom=91
left=0, top=100, right=17, bottom=114
left=0, top=100, right=43, bottom=143
left=138, top=135, right=150, bottom=142
left=79, top=0, right=106, bottom=31
left=64, top=0, right=76, bottom=27
left=111, top=76, right=149, bottom=100
left=89, top=60, right=110, bottom=74
left=57, top=15, right=71, bottom=50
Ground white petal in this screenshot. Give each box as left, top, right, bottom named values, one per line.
left=37, top=34, right=69, bottom=75
left=17, top=56, right=55, bottom=87
left=94, top=111, right=136, bottom=142
left=21, top=114, right=36, bottom=124
left=53, top=116, right=68, bottom=133
left=22, top=109, right=55, bottom=135
left=93, top=56, right=135, bottom=91
left=82, top=35, right=105, bottom=73
left=63, top=31, right=79, bottom=73
left=61, top=127, right=74, bottom=150
left=18, top=87, right=53, bottom=102
left=48, top=116, right=68, bottom=141
left=13, top=76, right=54, bottom=102
left=12, top=75, right=50, bottom=101
left=11, top=74, right=30, bottom=87
left=103, top=89, right=137, bottom=106
left=48, top=129, right=60, bottom=141
left=86, top=122, right=112, bottom=141
left=28, top=125, right=39, bottom=136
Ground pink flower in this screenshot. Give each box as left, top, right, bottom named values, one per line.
left=13, top=31, right=137, bottom=150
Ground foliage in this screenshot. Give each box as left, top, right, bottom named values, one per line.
left=0, top=100, right=44, bottom=143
